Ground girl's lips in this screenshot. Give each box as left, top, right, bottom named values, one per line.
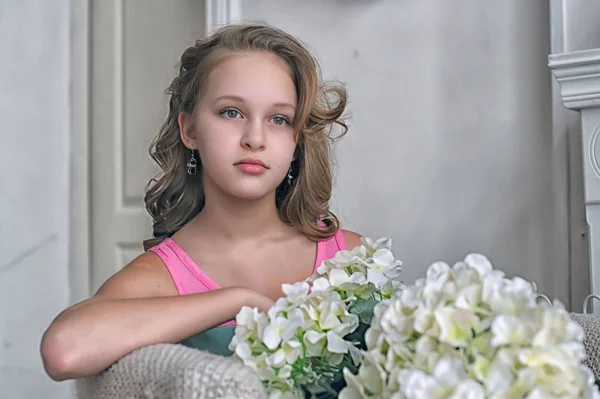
left=235, top=163, right=267, bottom=174
left=234, top=157, right=269, bottom=175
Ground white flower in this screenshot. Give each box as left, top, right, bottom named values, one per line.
left=330, top=268, right=352, bottom=286
left=463, top=253, right=493, bottom=277
left=233, top=342, right=252, bottom=362
left=490, top=315, right=531, bottom=346
left=303, top=330, right=327, bottom=356
left=450, top=380, right=486, bottom=399
left=311, top=277, right=331, bottom=292
left=343, top=253, right=600, bottom=399
left=532, top=301, right=585, bottom=347
left=482, top=273, right=536, bottom=316
left=398, top=368, right=445, bottom=398
left=265, top=340, right=302, bottom=369
left=236, top=306, right=264, bottom=327
left=435, top=306, right=480, bottom=347
left=282, top=281, right=310, bottom=303
left=362, top=236, right=393, bottom=252
left=369, top=248, right=403, bottom=285
left=315, top=245, right=368, bottom=276
left=262, top=311, right=305, bottom=350
left=309, top=237, right=403, bottom=300
left=229, top=306, right=269, bottom=350
left=340, top=352, right=388, bottom=398
left=483, top=348, right=517, bottom=393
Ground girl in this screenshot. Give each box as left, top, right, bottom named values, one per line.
left=40, top=23, right=362, bottom=381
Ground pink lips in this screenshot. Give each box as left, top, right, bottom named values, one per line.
left=234, top=158, right=268, bottom=175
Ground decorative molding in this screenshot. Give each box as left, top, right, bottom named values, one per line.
left=70, top=0, right=91, bottom=302
left=205, top=0, right=242, bottom=35
left=549, top=48, right=600, bottom=110
left=549, top=0, right=566, bottom=54
left=591, top=121, right=600, bottom=180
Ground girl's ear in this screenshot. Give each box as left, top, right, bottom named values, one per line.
left=178, top=112, right=197, bottom=150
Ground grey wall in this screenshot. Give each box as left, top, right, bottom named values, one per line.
left=240, top=0, right=568, bottom=302
left=561, top=0, right=600, bottom=52
left=0, top=0, right=72, bottom=398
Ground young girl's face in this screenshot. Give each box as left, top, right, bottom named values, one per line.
left=187, top=51, right=298, bottom=202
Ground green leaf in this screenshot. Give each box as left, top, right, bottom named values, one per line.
left=345, top=322, right=369, bottom=351
left=349, top=296, right=378, bottom=324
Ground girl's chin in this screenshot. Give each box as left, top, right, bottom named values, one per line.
left=221, top=186, right=277, bottom=202
left=204, top=176, right=281, bottom=202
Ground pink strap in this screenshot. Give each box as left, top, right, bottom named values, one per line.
left=313, top=228, right=346, bottom=273
left=149, top=239, right=219, bottom=293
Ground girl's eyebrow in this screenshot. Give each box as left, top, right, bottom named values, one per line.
left=214, top=94, right=245, bottom=103
left=214, top=94, right=296, bottom=111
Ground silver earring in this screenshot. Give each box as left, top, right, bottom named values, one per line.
left=187, top=150, right=198, bottom=175
left=287, top=166, right=293, bottom=185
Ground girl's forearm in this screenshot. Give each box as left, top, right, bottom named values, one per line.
left=40, top=287, right=254, bottom=381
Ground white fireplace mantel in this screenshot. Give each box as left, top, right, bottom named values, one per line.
left=550, top=49, right=600, bottom=109
left=550, top=48, right=600, bottom=310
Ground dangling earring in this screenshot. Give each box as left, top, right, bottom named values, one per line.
left=287, top=165, right=294, bottom=185
left=187, top=150, right=198, bottom=175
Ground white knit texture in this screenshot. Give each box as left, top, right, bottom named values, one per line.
left=75, top=344, right=267, bottom=399
left=570, top=312, right=600, bottom=380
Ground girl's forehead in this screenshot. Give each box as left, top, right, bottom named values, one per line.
left=204, top=52, right=296, bottom=99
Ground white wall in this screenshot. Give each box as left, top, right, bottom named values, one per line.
left=0, top=0, right=72, bottom=398
left=240, top=0, right=567, bottom=302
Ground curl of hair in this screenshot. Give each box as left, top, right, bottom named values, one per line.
left=143, top=23, right=348, bottom=250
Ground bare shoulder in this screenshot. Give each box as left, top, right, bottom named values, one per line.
left=342, top=229, right=363, bottom=249
left=94, top=250, right=177, bottom=299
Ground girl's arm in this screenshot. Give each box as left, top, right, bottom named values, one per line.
left=40, top=252, right=273, bottom=381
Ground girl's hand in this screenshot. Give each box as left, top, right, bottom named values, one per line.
left=235, top=287, right=275, bottom=313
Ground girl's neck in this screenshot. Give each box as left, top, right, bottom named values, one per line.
left=191, top=187, right=290, bottom=242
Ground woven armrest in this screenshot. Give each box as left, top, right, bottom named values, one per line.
left=571, top=312, right=600, bottom=379
left=75, top=343, right=267, bottom=399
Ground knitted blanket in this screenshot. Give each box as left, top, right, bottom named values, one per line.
left=75, top=343, right=267, bottom=399
left=569, top=312, right=600, bottom=379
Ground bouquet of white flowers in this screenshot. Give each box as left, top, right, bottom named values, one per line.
left=340, top=253, right=600, bottom=399
left=229, top=237, right=403, bottom=398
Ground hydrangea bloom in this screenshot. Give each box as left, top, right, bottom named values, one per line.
left=229, top=237, right=403, bottom=398
left=340, top=254, right=600, bottom=399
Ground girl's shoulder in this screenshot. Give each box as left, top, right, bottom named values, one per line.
left=341, top=229, right=362, bottom=249
left=94, top=250, right=178, bottom=299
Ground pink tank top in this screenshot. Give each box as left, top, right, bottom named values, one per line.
left=148, top=229, right=347, bottom=326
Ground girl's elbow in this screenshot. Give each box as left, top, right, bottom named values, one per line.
left=40, top=327, right=81, bottom=381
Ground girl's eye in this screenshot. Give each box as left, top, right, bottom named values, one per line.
left=271, top=115, right=290, bottom=126
left=220, top=108, right=242, bottom=119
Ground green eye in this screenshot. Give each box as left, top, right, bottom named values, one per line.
left=220, top=108, right=241, bottom=119
left=272, top=116, right=289, bottom=126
